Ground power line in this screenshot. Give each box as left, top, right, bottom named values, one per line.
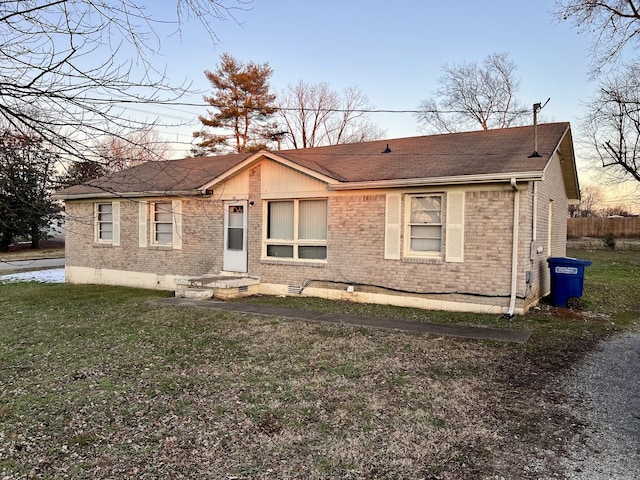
left=140, top=101, right=530, bottom=116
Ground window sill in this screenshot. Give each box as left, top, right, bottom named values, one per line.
left=402, top=256, right=444, bottom=265
left=93, top=242, right=115, bottom=247
left=147, top=244, right=173, bottom=250
left=261, top=258, right=327, bottom=268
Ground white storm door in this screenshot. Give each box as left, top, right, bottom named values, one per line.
left=223, top=200, right=248, bottom=273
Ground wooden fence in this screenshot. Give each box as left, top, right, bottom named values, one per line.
left=567, top=217, right=640, bottom=238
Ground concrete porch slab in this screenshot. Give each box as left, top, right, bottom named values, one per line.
left=176, top=275, right=260, bottom=289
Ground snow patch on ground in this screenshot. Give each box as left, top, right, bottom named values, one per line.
left=0, top=268, right=65, bottom=283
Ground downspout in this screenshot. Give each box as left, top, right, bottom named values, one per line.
left=532, top=181, right=538, bottom=246
left=507, top=178, right=520, bottom=316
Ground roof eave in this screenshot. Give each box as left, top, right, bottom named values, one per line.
left=53, top=190, right=202, bottom=201
left=327, top=172, right=545, bottom=191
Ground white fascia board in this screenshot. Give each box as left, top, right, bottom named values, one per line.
left=198, top=150, right=338, bottom=192
left=544, top=125, right=580, bottom=202
left=327, top=171, right=544, bottom=191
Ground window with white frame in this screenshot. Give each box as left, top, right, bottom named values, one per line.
left=406, top=194, right=442, bottom=254
left=266, top=199, right=327, bottom=260
left=96, top=203, right=113, bottom=242
left=153, top=202, right=173, bottom=245
left=95, top=201, right=119, bottom=245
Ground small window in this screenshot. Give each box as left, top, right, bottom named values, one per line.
left=227, top=205, right=244, bottom=250
left=406, top=195, right=442, bottom=254
left=265, top=199, right=327, bottom=260
left=97, top=203, right=113, bottom=241
left=153, top=202, right=173, bottom=245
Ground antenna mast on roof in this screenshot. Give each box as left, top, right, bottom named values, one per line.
left=529, top=98, right=550, bottom=158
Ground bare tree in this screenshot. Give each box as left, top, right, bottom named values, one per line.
left=0, top=1, right=245, bottom=162
left=555, top=0, right=640, bottom=74
left=278, top=81, right=384, bottom=149
left=569, top=184, right=604, bottom=217
left=600, top=204, right=632, bottom=216
left=416, top=53, right=528, bottom=133
left=194, top=53, right=277, bottom=154
left=583, top=63, right=640, bottom=184
left=95, top=128, right=171, bottom=171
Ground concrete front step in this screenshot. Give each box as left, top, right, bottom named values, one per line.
left=175, top=274, right=260, bottom=300
left=178, top=287, right=215, bottom=299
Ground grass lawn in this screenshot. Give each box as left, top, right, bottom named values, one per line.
left=0, top=248, right=638, bottom=479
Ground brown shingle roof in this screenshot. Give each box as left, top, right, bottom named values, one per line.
left=56, top=123, right=573, bottom=199
left=56, top=153, right=251, bottom=198
left=277, top=122, right=569, bottom=182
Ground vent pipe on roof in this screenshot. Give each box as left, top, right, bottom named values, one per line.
left=382, top=144, right=391, bottom=153
left=528, top=98, right=549, bottom=158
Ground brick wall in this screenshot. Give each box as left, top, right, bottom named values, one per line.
left=525, top=152, right=569, bottom=306
left=65, top=197, right=225, bottom=277
left=64, top=154, right=570, bottom=313
left=255, top=189, right=517, bottom=309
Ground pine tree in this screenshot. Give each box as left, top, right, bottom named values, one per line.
left=194, top=53, right=277, bottom=154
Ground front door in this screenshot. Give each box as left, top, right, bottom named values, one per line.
left=223, top=200, right=248, bottom=273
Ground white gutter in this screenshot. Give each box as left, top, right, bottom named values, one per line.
left=328, top=171, right=544, bottom=191
left=507, top=178, right=520, bottom=316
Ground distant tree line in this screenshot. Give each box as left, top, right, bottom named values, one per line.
left=568, top=185, right=636, bottom=218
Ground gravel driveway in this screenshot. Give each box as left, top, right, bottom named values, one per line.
left=560, top=330, right=640, bottom=479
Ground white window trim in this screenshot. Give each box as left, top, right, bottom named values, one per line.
left=403, top=193, right=443, bottom=258
left=94, top=201, right=120, bottom=246
left=139, top=201, right=148, bottom=247
left=384, top=194, right=402, bottom=260
left=445, top=191, right=465, bottom=263
left=149, top=200, right=182, bottom=249
left=263, top=198, right=328, bottom=262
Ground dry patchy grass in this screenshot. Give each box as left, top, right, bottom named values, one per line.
left=1, top=248, right=638, bottom=478
left=0, top=285, right=622, bottom=479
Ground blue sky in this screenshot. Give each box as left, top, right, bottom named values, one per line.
left=149, top=0, right=593, bottom=147
left=138, top=1, right=639, bottom=209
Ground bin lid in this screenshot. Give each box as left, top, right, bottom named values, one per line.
left=547, top=257, right=592, bottom=267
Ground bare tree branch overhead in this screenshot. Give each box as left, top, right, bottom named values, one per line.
left=583, top=63, right=640, bottom=184
left=0, top=0, right=247, bottom=161
left=557, top=1, right=640, bottom=186
left=555, top=0, right=640, bottom=75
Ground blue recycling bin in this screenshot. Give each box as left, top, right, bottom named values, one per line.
left=547, top=257, right=592, bottom=308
